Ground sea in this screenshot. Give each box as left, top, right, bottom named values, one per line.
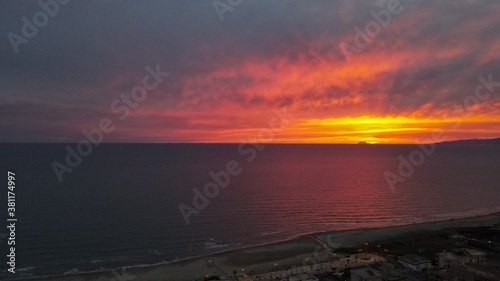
left=1, top=143, right=499, bottom=279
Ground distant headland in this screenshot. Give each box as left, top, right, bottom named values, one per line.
left=437, top=137, right=500, bottom=145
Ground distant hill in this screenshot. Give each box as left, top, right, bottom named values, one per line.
left=437, top=137, right=500, bottom=145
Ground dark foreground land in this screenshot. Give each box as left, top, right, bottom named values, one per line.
left=25, top=212, right=500, bottom=281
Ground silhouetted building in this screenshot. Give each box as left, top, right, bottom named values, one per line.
left=437, top=248, right=487, bottom=268
left=398, top=255, right=432, bottom=272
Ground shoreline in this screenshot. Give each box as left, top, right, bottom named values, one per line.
left=22, top=211, right=500, bottom=281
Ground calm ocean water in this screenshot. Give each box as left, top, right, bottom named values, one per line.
left=1, top=144, right=500, bottom=279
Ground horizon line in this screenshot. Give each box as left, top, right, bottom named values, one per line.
left=1, top=138, right=499, bottom=146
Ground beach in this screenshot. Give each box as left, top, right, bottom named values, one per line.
left=26, top=212, right=500, bottom=281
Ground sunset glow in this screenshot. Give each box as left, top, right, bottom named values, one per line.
left=2, top=0, right=500, bottom=143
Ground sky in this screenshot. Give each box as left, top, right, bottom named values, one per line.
left=1, top=0, right=500, bottom=144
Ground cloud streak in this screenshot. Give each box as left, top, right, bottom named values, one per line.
left=1, top=0, right=499, bottom=143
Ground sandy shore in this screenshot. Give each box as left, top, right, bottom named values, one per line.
left=27, top=212, right=500, bottom=281
left=315, top=212, right=500, bottom=248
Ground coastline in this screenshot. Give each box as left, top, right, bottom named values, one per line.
left=23, top=211, right=500, bottom=281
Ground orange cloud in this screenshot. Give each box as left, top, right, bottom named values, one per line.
left=86, top=2, right=500, bottom=144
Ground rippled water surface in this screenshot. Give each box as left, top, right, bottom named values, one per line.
left=1, top=144, right=499, bottom=278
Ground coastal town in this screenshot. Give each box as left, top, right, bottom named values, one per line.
left=29, top=212, right=500, bottom=281
left=207, top=222, right=500, bottom=281
left=25, top=213, right=500, bottom=281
